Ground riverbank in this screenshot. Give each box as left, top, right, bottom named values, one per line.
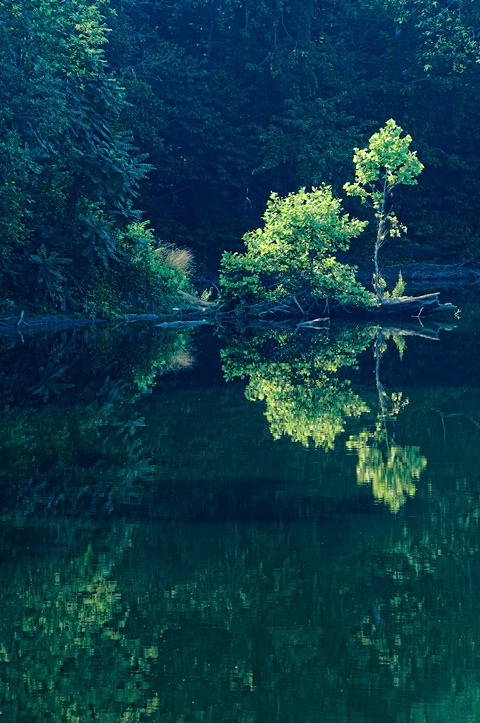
left=0, top=263, right=472, bottom=335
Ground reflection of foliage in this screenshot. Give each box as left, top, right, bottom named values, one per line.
left=247, top=372, right=368, bottom=450
left=346, top=472, right=480, bottom=703
left=347, top=330, right=427, bottom=511
left=373, top=331, right=410, bottom=424
left=223, top=323, right=429, bottom=510
left=0, top=524, right=159, bottom=721
left=0, top=322, right=478, bottom=720
left=348, top=433, right=426, bottom=512
left=222, top=325, right=374, bottom=449
left=0, top=325, right=194, bottom=515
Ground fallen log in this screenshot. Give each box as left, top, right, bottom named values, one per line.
left=155, top=319, right=210, bottom=328
left=217, top=290, right=459, bottom=322
left=180, top=291, right=218, bottom=309
left=296, top=317, right=330, bottom=329
left=377, top=321, right=457, bottom=341
left=365, top=292, right=458, bottom=318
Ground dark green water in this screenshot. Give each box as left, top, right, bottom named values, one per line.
left=1, top=300, right=480, bottom=722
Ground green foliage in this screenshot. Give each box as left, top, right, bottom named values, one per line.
left=392, top=0, right=480, bottom=77
left=344, top=120, right=424, bottom=208
left=391, top=271, right=406, bottom=298
left=344, top=120, right=423, bottom=298
left=0, top=0, right=191, bottom=315
left=97, top=0, right=480, bottom=263
left=220, top=186, right=374, bottom=312
left=117, top=224, right=193, bottom=315
left=2, top=0, right=480, bottom=310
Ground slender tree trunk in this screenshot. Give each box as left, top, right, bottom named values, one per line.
left=373, top=219, right=385, bottom=299
left=373, top=184, right=389, bottom=300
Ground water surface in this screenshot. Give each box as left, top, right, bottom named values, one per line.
left=1, top=300, right=479, bottom=722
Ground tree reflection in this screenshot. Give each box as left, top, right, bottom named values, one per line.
left=347, top=330, right=427, bottom=512
left=1, top=318, right=480, bottom=721
left=222, top=323, right=429, bottom=511
left=0, top=325, right=194, bottom=516
left=349, top=436, right=426, bottom=512
left=222, top=324, right=374, bottom=450
left=0, top=522, right=160, bottom=721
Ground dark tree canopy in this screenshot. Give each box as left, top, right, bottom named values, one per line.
left=1, top=0, right=480, bottom=312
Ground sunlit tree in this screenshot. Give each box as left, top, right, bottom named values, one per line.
left=220, top=185, right=374, bottom=313
left=344, top=120, right=424, bottom=299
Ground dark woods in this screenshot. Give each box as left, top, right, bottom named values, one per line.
left=0, top=0, right=478, bottom=313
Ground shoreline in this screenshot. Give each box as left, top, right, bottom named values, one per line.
left=0, top=263, right=474, bottom=335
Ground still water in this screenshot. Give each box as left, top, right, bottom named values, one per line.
left=1, top=298, right=479, bottom=722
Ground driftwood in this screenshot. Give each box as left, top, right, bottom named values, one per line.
left=296, top=317, right=330, bottom=329
left=155, top=319, right=210, bottom=328
left=124, top=313, right=160, bottom=322
left=378, top=321, right=456, bottom=341
left=180, top=291, right=217, bottom=309
left=225, top=289, right=458, bottom=322
left=365, top=292, right=458, bottom=318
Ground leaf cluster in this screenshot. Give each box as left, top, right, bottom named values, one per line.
left=0, top=0, right=192, bottom=315
left=220, top=185, right=374, bottom=312
left=344, top=119, right=423, bottom=242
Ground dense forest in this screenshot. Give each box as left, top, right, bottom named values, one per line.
left=1, top=0, right=480, bottom=314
